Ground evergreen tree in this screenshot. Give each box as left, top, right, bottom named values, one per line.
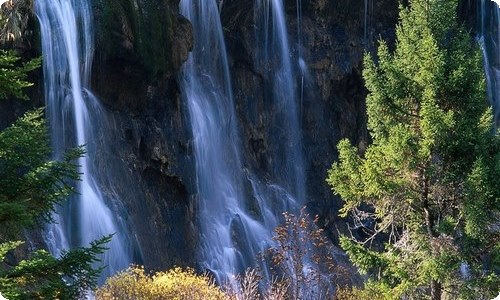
left=327, top=0, right=499, bottom=299
left=0, top=49, right=38, bottom=100
left=0, top=50, right=109, bottom=298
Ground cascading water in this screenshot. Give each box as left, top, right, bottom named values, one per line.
left=296, top=0, right=308, bottom=122
left=478, top=0, right=500, bottom=125
left=251, top=0, right=312, bottom=287
left=179, top=0, right=270, bottom=282
left=36, top=0, right=133, bottom=279
left=180, top=0, right=307, bottom=284
left=254, top=0, right=306, bottom=204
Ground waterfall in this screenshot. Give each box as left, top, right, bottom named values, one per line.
left=180, top=0, right=269, bottom=282
left=180, top=0, right=307, bottom=283
left=478, top=0, right=500, bottom=125
left=254, top=0, right=306, bottom=203
left=296, top=0, right=306, bottom=123
left=36, top=0, right=133, bottom=280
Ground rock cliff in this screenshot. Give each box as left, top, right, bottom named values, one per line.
left=89, top=0, right=400, bottom=269
left=1, top=0, right=480, bottom=271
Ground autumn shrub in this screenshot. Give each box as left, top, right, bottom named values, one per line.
left=96, top=266, right=227, bottom=300
left=97, top=208, right=356, bottom=300
left=223, top=268, right=289, bottom=300
left=265, top=208, right=352, bottom=299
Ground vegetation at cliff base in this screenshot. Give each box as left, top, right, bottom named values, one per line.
left=327, top=0, right=499, bottom=299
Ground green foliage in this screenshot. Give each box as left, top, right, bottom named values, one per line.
left=0, top=45, right=109, bottom=298
left=0, top=236, right=110, bottom=299
left=96, top=266, right=227, bottom=300
left=0, top=109, right=83, bottom=233
left=0, top=241, right=23, bottom=260
left=327, top=0, right=499, bottom=298
left=339, top=236, right=384, bottom=276
left=0, top=49, right=40, bottom=100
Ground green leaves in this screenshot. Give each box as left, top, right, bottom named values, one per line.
left=0, top=109, right=83, bottom=232
left=0, top=49, right=109, bottom=298
left=0, top=236, right=111, bottom=299
left=327, top=140, right=364, bottom=216
left=0, top=241, right=23, bottom=260
left=327, top=0, right=500, bottom=298
left=463, top=156, right=499, bottom=242
left=339, top=236, right=383, bottom=275
left=0, top=50, right=40, bottom=100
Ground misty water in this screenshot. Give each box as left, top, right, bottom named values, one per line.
left=180, top=0, right=306, bottom=283
left=36, top=0, right=133, bottom=280
left=179, top=0, right=263, bottom=282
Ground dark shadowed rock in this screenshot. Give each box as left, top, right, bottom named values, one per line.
left=220, top=0, right=398, bottom=239
left=88, top=0, right=196, bottom=271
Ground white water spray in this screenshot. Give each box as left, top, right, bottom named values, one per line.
left=254, top=0, right=306, bottom=202
left=180, top=0, right=270, bottom=283
left=36, top=0, right=133, bottom=280
left=180, top=0, right=308, bottom=284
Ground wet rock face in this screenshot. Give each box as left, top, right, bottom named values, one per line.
left=77, top=0, right=402, bottom=270
left=93, top=0, right=193, bottom=113
left=90, top=0, right=196, bottom=270
left=88, top=0, right=400, bottom=269
left=90, top=77, right=197, bottom=271
left=221, top=0, right=398, bottom=234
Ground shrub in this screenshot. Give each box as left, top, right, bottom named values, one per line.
left=266, top=208, right=351, bottom=299
left=223, top=268, right=289, bottom=300
left=96, top=266, right=227, bottom=300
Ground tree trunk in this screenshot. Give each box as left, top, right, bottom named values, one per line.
left=430, top=280, right=442, bottom=300
left=422, top=172, right=442, bottom=300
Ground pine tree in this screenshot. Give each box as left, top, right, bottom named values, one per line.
left=0, top=49, right=110, bottom=298
left=327, top=0, right=499, bottom=299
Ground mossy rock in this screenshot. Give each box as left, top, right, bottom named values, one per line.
left=94, top=0, right=178, bottom=78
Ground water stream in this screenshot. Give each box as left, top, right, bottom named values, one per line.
left=180, top=0, right=306, bottom=283
left=254, top=0, right=306, bottom=203
left=478, top=0, right=500, bottom=125
left=180, top=0, right=269, bottom=282
left=36, top=0, right=133, bottom=280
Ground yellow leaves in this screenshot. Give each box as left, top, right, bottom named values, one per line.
left=96, top=266, right=226, bottom=300
left=152, top=267, right=226, bottom=300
